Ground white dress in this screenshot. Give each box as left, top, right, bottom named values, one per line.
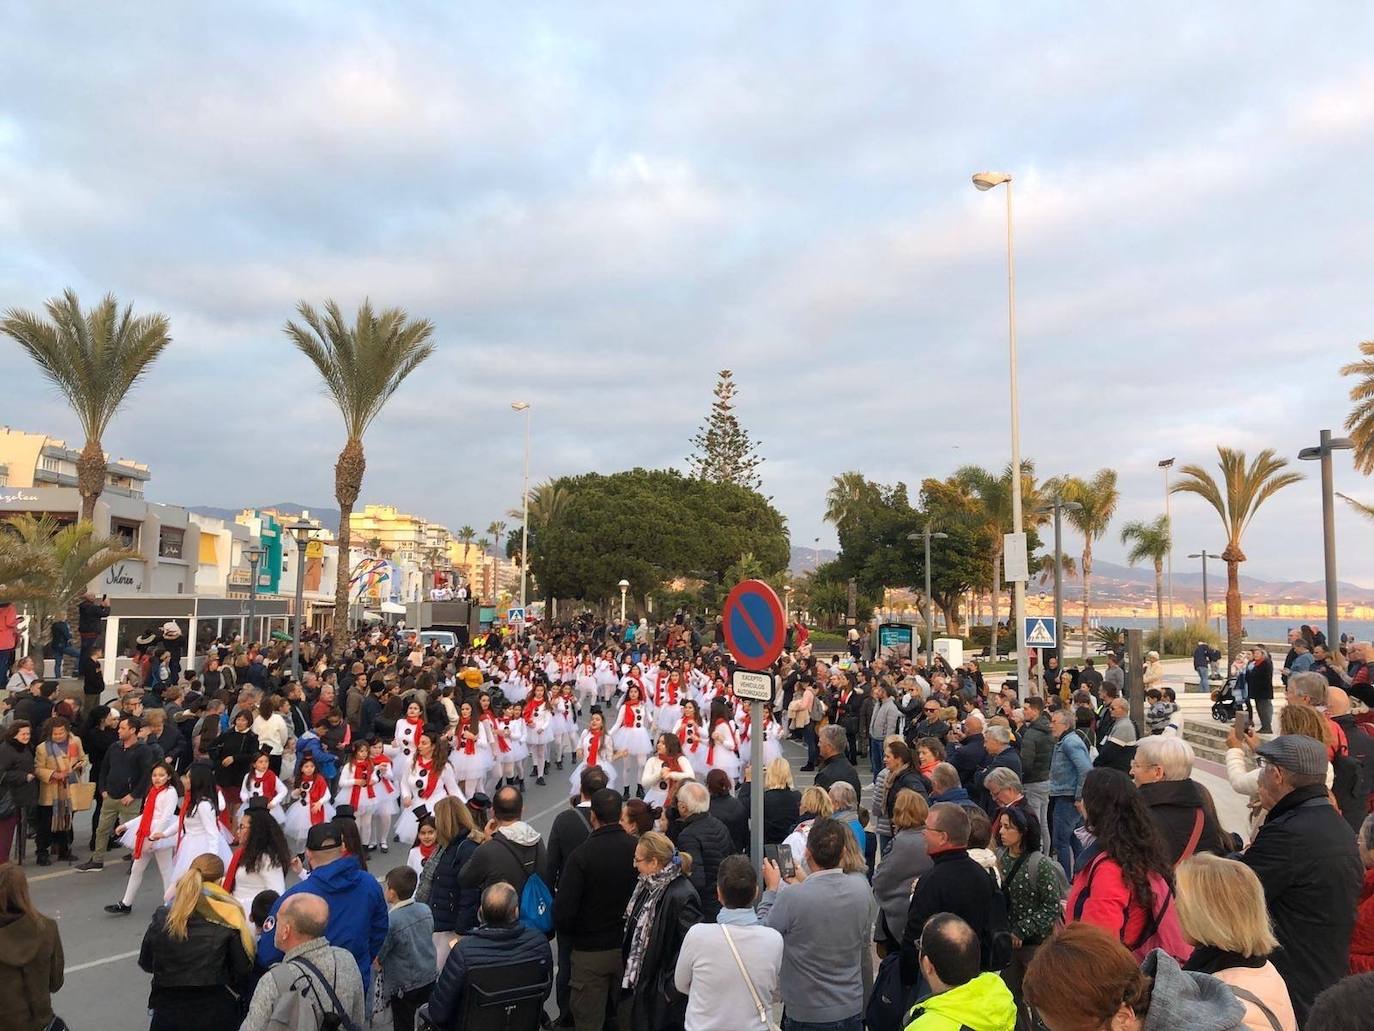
left=569, top=730, right=617, bottom=794
left=653, top=679, right=683, bottom=736
left=392, top=717, right=426, bottom=768
left=240, top=770, right=288, bottom=825
left=640, top=755, right=695, bottom=808
left=706, top=720, right=742, bottom=782
left=612, top=702, right=654, bottom=758
left=674, top=720, right=707, bottom=768
left=550, top=697, right=578, bottom=740
left=451, top=723, right=495, bottom=782
left=495, top=718, right=527, bottom=765
left=283, top=775, right=334, bottom=849
left=170, top=798, right=233, bottom=883
left=395, top=759, right=464, bottom=844
left=503, top=673, right=530, bottom=705
left=231, top=857, right=285, bottom=916
left=335, top=761, right=380, bottom=815
left=523, top=703, right=553, bottom=746
left=117, top=785, right=179, bottom=854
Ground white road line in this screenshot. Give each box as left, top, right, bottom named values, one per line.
left=67, top=949, right=141, bottom=973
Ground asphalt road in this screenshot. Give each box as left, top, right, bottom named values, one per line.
left=36, top=734, right=835, bottom=1030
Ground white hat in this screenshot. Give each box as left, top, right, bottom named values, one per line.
left=161, top=621, right=182, bottom=638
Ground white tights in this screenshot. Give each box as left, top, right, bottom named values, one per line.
left=370, top=806, right=393, bottom=847
left=620, top=754, right=644, bottom=790
left=122, top=849, right=175, bottom=907
left=529, top=744, right=547, bottom=778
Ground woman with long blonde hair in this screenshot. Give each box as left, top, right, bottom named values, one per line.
left=137, top=852, right=255, bottom=1030
left=424, top=796, right=487, bottom=972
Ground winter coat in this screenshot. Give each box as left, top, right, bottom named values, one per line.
left=209, top=728, right=260, bottom=789
left=872, top=827, right=931, bottom=944
left=0, top=910, right=63, bottom=1031
left=0, top=740, right=37, bottom=809
left=1137, top=949, right=1246, bottom=1030
left=900, top=849, right=997, bottom=985
left=1017, top=714, right=1054, bottom=784
left=428, top=832, right=481, bottom=934
left=949, top=734, right=987, bottom=792
left=673, top=812, right=735, bottom=923
left=902, top=971, right=1016, bottom=1031
left=1350, top=866, right=1374, bottom=974
left=1137, top=778, right=1227, bottom=863
left=1245, top=658, right=1275, bottom=701
left=139, top=906, right=254, bottom=994
left=622, top=873, right=702, bottom=1031
left=34, top=734, right=87, bottom=807
left=1067, top=850, right=1183, bottom=958
left=1048, top=729, right=1092, bottom=798
left=554, top=824, right=640, bottom=952
left=457, top=821, right=547, bottom=895
left=738, top=785, right=800, bottom=846
left=709, top=794, right=749, bottom=854
left=814, top=752, right=862, bottom=799
left=426, top=923, right=552, bottom=1029
left=885, top=767, right=930, bottom=824
left=1240, top=783, right=1363, bottom=1022
left=1184, top=945, right=1297, bottom=1031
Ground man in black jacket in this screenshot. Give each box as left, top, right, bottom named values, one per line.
left=458, top=786, right=547, bottom=895
left=553, top=788, right=638, bottom=1031
left=899, top=802, right=997, bottom=988
left=1242, top=734, right=1363, bottom=1024
left=76, top=591, right=109, bottom=668
left=672, top=782, right=735, bottom=922
left=814, top=724, right=862, bottom=800
left=547, top=767, right=606, bottom=1026
left=78, top=716, right=152, bottom=871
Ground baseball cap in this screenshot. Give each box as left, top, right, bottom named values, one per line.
left=1256, top=734, right=1327, bottom=778
left=305, top=822, right=343, bottom=851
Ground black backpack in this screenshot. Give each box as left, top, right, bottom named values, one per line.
left=984, top=867, right=1014, bottom=971
left=1333, top=725, right=1374, bottom=831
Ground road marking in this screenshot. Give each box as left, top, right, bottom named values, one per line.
left=28, top=867, right=81, bottom=883
left=67, top=948, right=140, bottom=973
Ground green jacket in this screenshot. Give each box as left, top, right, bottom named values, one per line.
left=904, top=972, right=1017, bottom=1031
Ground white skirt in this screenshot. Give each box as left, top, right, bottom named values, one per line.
left=525, top=722, right=553, bottom=746
left=451, top=747, right=493, bottom=781
left=333, top=786, right=378, bottom=816
left=613, top=725, right=653, bottom=757
left=550, top=713, right=577, bottom=739
left=569, top=760, right=617, bottom=795
left=655, top=704, right=682, bottom=735
left=706, top=748, right=741, bottom=782
left=495, top=741, right=528, bottom=765
left=117, top=824, right=176, bottom=854
left=170, top=829, right=232, bottom=883
left=283, top=798, right=334, bottom=848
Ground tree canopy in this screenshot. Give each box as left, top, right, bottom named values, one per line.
left=687, top=369, right=764, bottom=491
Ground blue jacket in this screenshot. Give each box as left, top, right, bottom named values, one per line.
left=929, top=786, right=980, bottom=811
left=429, top=832, right=481, bottom=934
left=292, top=734, right=338, bottom=782
left=257, top=855, right=389, bottom=995
left=377, top=900, right=437, bottom=996
left=426, top=923, right=553, bottom=1027
left=1048, top=729, right=1092, bottom=799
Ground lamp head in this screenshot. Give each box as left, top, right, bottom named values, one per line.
left=1298, top=447, right=1322, bottom=462
left=972, top=171, right=1012, bottom=191
left=932, top=532, right=949, bottom=540
left=618, top=579, right=630, bottom=590
left=1158, top=458, right=1175, bottom=469
left=511, top=401, right=530, bottom=412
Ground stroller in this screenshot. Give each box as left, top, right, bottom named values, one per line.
left=1211, top=675, right=1239, bottom=722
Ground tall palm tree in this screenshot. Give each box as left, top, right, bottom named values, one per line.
left=1340, top=339, right=1374, bottom=472
left=457, top=525, right=476, bottom=563
left=1171, top=447, right=1303, bottom=662
left=1120, top=515, right=1171, bottom=649
left=1337, top=493, right=1374, bottom=522
left=486, top=521, right=507, bottom=558
left=1, top=290, right=172, bottom=521
left=1058, top=469, right=1120, bottom=658
left=285, top=299, right=435, bottom=656
left=824, top=472, right=879, bottom=535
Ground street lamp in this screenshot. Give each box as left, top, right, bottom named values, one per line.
left=1159, top=458, right=1175, bottom=627
left=1187, top=549, right=1221, bottom=627
left=1034, top=496, right=1082, bottom=658
left=618, top=579, right=630, bottom=622
left=784, top=584, right=794, bottom=623
left=243, top=545, right=265, bottom=644
left=972, top=169, right=1029, bottom=692
left=1299, top=430, right=1354, bottom=647
left=908, top=528, right=948, bottom=662
left=286, top=519, right=314, bottom=679
left=511, top=401, right=532, bottom=614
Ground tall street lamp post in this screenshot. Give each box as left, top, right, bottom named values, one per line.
left=511, top=401, right=531, bottom=613
left=1298, top=429, right=1354, bottom=648
left=1187, top=549, right=1220, bottom=628
left=1034, top=497, right=1081, bottom=658
left=618, top=579, right=630, bottom=622
left=973, top=170, right=1029, bottom=693
left=287, top=519, right=314, bottom=679
left=1159, top=458, right=1175, bottom=627
left=908, top=529, right=947, bottom=661
left=244, top=545, right=264, bottom=644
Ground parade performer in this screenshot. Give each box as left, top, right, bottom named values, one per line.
left=104, top=761, right=178, bottom=915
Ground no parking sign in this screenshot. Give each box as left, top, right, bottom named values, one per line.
left=722, top=579, right=786, bottom=672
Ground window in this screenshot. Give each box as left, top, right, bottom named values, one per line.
left=111, top=519, right=140, bottom=550
left=39, top=456, right=61, bottom=473
left=159, top=527, right=184, bottom=560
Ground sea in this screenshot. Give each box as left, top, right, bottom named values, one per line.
left=966, top=615, right=1374, bottom=645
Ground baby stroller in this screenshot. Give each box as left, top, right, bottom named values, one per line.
left=1211, top=675, right=1239, bottom=722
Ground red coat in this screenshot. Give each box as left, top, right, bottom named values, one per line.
left=1067, top=851, right=1190, bottom=961
left=1350, top=867, right=1374, bottom=974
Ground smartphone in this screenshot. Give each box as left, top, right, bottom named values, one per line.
left=1234, top=712, right=1250, bottom=735
left=765, top=843, right=797, bottom=880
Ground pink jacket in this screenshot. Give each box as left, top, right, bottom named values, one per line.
left=1213, top=962, right=1297, bottom=1031
left=0, top=606, right=17, bottom=652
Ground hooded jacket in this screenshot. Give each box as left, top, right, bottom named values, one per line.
left=1138, top=948, right=1246, bottom=1030
left=1137, top=778, right=1226, bottom=863
left=903, top=971, right=1016, bottom=1031
left=1017, top=713, right=1053, bottom=784
left=0, top=911, right=63, bottom=1031
left=457, top=821, right=548, bottom=897
left=256, top=854, right=389, bottom=995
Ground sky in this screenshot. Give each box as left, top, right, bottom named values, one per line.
left=2, top=3, right=1374, bottom=584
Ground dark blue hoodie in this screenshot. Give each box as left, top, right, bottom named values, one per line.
left=257, top=854, right=389, bottom=994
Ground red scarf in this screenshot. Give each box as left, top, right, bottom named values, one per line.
left=586, top=730, right=605, bottom=768
left=522, top=699, right=541, bottom=725
left=657, top=675, right=679, bottom=707
left=414, top=757, right=440, bottom=799
left=348, top=759, right=375, bottom=809
left=483, top=712, right=510, bottom=753
left=739, top=711, right=751, bottom=742
left=418, top=842, right=436, bottom=863
left=401, top=716, right=423, bottom=741
left=706, top=718, right=737, bottom=766
left=677, top=721, right=699, bottom=751
left=373, top=756, right=393, bottom=791
left=461, top=721, right=479, bottom=755
left=249, top=768, right=279, bottom=802
left=223, top=847, right=243, bottom=891
left=620, top=701, right=642, bottom=728
left=133, top=783, right=170, bottom=860
left=300, top=775, right=327, bottom=825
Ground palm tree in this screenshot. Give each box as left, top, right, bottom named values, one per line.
left=1058, top=470, right=1120, bottom=658
left=1033, top=552, right=1077, bottom=586
left=1120, top=515, right=1171, bottom=649
left=0, top=515, right=138, bottom=662
left=285, top=299, right=435, bottom=656
left=824, top=472, right=879, bottom=534
left=1338, top=493, right=1374, bottom=522
left=1, top=290, right=171, bottom=521
left=476, top=537, right=491, bottom=558
left=1171, top=447, right=1303, bottom=662
left=486, top=521, right=507, bottom=558
left=1340, top=339, right=1374, bottom=472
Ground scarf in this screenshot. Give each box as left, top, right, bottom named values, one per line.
left=417, top=842, right=436, bottom=864
left=738, top=711, right=751, bottom=743
left=401, top=716, right=424, bottom=741
left=461, top=720, right=479, bottom=755
left=586, top=730, right=604, bottom=768
left=223, top=846, right=244, bottom=891
left=706, top=718, right=737, bottom=766
left=198, top=881, right=256, bottom=959
left=657, top=676, right=678, bottom=707
left=620, top=702, right=642, bottom=729
left=348, top=759, right=375, bottom=809
left=134, top=783, right=170, bottom=860
left=623, top=862, right=682, bottom=989
left=249, top=768, right=279, bottom=802
left=414, top=757, right=439, bottom=799
left=678, top=721, right=699, bottom=751
left=522, top=699, right=541, bottom=725
left=492, top=717, right=511, bottom=753
left=300, top=775, right=328, bottom=824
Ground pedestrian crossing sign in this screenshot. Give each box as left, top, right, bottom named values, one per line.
left=507, top=607, right=525, bottom=624
left=1024, top=617, right=1057, bottom=647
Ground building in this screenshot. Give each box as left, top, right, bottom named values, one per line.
left=0, top=427, right=149, bottom=496
left=348, top=504, right=428, bottom=562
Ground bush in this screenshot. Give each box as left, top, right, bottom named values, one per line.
left=1146, top=619, right=1220, bottom=656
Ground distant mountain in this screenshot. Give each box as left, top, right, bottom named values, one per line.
left=1029, top=558, right=1374, bottom=606
left=189, top=502, right=341, bottom=534
left=789, top=545, right=838, bottom=576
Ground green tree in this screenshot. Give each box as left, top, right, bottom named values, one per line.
left=1120, top=515, right=1172, bottom=649
left=1055, top=469, right=1120, bottom=658
left=285, top=299, right=435, bottom=656
left=0, top=515, right=138, bottom=662
left=1, top=290, right=171, bottom=522
left=1171, top=447, right=1302, bottom=662
left=1340, top=339, right=1374, bottom=472
left=687, top=370, right=764, bottom=490
left=486, top=521, right=508, bottom=558
left=824, top=472, right=882, bottom=537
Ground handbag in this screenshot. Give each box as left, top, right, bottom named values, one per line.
left=720, top=925, right=781, bottom=1031
left=69, top=781, right=95, bottom=813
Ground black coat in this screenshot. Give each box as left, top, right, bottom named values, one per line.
left=0, top=741, right=36, bottom=809
left=672, top=812, right=734, bottom=923
left=1245, top=658, right=1275, bottom=701
left=1240, top=784, right=1363, bottom=1023
left=884, top=767, right=930, bottom=823
left=554, top=824, right=640, bottom=952
left=708, top=794, right=749, bottom=854
left=814, top=752, right=861, bottom=800
left=208, top=729, right=258, bottom=789
left=546, top=804, right=593, bottom=892
left=1138, top=778, right=1227, bottom=862
left=738, top=784, right=800, bottom=846
left=900, top=849, right=998, bottom=986
left=622, top=874, right=701, bottom=1031
left=138, top=907, right=254, bottom=994
left=428, top=832, right=481, bottom=934
left=1093, top=739, right=1135, bottom=775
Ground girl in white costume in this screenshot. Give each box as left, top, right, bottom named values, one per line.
left=494, top=702, right=528, bottom=788
left=392, top=699, right=426, bottom=769
left=738, top=702, right=785, bottom=768
left=574, top=657, right=599, bottom=715
left=570, top=711, right=620, bottom=794
left=224, top=801, right=288, bottom=916
left=476, top=693, right=506, bottom=794
left=673, top=699, right=707, bottom=769
left=406, top=813, right=439, bottom=876
left=653, top=669, right=684, bottom=737
left=640, top=733, right=694, bottom=810
left=705, top=698, right=742, bottom=784
left=106, top=761, right=179, bottom=914
left=169, top=764, right=232, bottom=884
left=239, top=748, right=288, bottom=825
left=611, top=683, right=654, bottom=795
left=550, top=685, right=579, bottom=770
left=521, top=683, right=554, bottom=786
left=451, top=701, right=494, bottom=799
left=368, top=738, right=399, bottom=851
left=503, top=663, right=531, bottom=705
left=335, top=741, right=379, bottom=848
left=594, top=651, right=619, bottom=704
left=283, top=754, right=333, bottom=853
left=396, top=731, right=462, bottom=844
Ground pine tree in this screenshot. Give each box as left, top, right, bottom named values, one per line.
left=687, top=369, right=764, bottom=490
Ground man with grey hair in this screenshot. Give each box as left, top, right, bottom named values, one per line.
left=981, top=767, right=1026, bottom=816
left=814, top=722, right=862, bottom=799
left=973, top=724, right=1021, bottom=812
left=928, top=762, right=978, bottom=811
left=675, top=781, right=735, bottom=922
left=243, top=893, right=367, bottom=1031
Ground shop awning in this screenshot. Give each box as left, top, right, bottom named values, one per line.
left=380, top=602, right=406, bottom=614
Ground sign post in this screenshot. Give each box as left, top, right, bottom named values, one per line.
left=721, top=579, right=786, bottom=879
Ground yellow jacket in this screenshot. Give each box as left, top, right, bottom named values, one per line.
left=35, top=734, right=87, bottom=807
